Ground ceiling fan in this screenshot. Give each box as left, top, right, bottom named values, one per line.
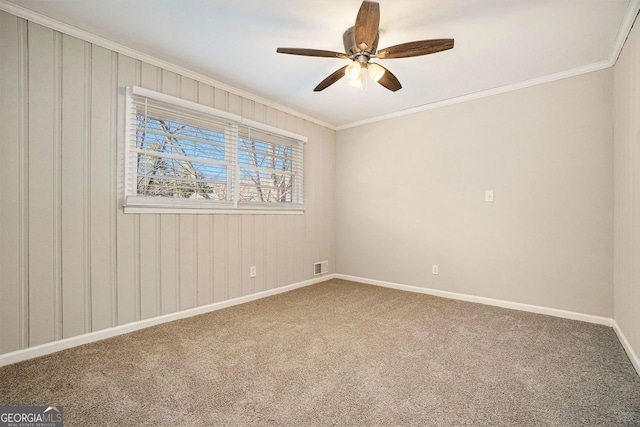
left=276, top=1, right=454, bottom=92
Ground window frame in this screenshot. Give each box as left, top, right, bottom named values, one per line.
left=123, top=86, right=306, bottom=214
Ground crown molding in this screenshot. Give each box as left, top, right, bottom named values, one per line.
left=610, top=0, right=640, bottom=64
left=335, top=0, right=640, bottom=130
left=0, top=0, right=337, bottom=131
left=335, top=60, right=612, bottom=130
left=3, top=0, right=639, bottom=133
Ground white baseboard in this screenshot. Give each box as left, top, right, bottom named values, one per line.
left=4, top=273, right=639, bottom=379
left=612, top=320, right=640, bottom=377
left=339, top=273, right=640, bottom=378
left=335, top=274, right=614, bottom=326
left=0, top=274, right=335, bottom=368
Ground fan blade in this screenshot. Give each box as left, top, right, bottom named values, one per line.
left=375, top=64, right=402, bottom=92
left=355, top=1, right=380, bottom=52
left=314, top=66, right=348, bottom=91
left=377, top=39, right=454, bottom=59
left=276, top=48, right=348, bottom=59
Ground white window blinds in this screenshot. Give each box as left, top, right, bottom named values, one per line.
left=237, top=125, right=304, bottom=206
left=124, top=86, right=306, bottom=212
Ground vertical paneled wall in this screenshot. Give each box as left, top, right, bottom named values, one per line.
left=613, top=19, right=640, bottom=366
left=0, top=12, right=29, bottom=353
left=0, top=11, right=336, bottom=356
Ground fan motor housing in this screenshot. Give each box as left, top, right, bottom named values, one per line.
left=343, top=26, right=379, bottom=56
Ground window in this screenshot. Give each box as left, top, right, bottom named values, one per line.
left=237, top=127, right=303, bottom=205
left=124, top=86, right=305, bottom=213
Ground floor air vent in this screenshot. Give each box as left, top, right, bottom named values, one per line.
left=314, top=261, right=328, bottom=276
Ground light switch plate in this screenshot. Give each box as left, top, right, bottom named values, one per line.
left=485, top=190, right=494, bottom=202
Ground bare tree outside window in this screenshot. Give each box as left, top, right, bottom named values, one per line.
left=126, top=87, right=304, bottom=211
left=135, top=115, right=228, bottom=200
left=238, top=138, right=294, bottom=203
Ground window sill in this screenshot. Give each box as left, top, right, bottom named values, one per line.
left=123, top=197, right=305, bottom=215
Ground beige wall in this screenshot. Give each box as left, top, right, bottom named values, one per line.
left=0, top=12, right=336, bottom=356
left=337, top=69, right=614, bottom=317
left=1, top=7, right=635, bottom=365
left=614, top=19, right=640, bottom=367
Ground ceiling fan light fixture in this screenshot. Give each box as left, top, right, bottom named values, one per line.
left=276, top=1, right=454, bottom=93
left=361, top=66, right=368, bottom=91
left=347, top=67, right=368, bottom=91
left=367, top=63, right=385, bottom=82
left=348, top=74, right=363, bottom=88
left=345, top=61, right=362, bottom=80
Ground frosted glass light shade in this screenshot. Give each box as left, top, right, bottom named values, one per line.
left=348, top=74, right=362, bottom=87
left=345, top=61, right=362, bottom=80
left=367, top=63, right=385, bottom=82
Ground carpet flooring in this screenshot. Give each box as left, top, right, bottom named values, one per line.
left=1, top=279, right=639, bottom=426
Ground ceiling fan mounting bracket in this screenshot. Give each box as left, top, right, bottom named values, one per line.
left=343, top=26, right=379, bottom=57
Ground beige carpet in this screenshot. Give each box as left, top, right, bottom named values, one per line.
left=1, top=279, right=639, bottom=426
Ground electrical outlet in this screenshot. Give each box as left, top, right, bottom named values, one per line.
left=432, top=265, right=439, bottom=275
left=250, top=266, right=256, bottom=278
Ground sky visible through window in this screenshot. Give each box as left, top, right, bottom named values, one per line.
left=136, top=115, right=294, bottom=203
left=136, top=115, right=227, bottom=200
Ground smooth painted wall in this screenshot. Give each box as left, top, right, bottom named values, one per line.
left=0, top=12, right=336, bottom=356
left=614, top=19, right=640, bottom=366
left=336, top=69, right=614, bottom=317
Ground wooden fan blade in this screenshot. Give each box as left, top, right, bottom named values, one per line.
left=314, top=66, right=348, bottom=91
left=375, top=64, right=402, bottom=92
left=355, top=1, right=380, bottom=52
left=377, top=39, right=454, bottom=59
left=276, top=48, right=348, bottom=59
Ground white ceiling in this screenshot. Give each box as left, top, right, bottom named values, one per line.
left=5, top=0, right=638, bottom=128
